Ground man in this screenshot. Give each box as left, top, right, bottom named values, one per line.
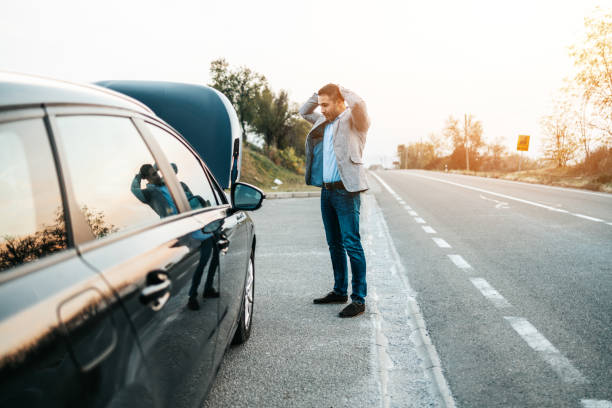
left=131, top=163, right=208, bottom=218
left=131, top=163, right=178, bottom=218
left=300, top=84, right=370, bottom=318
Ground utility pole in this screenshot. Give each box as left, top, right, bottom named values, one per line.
left=464, top=114, right=470, bottom=171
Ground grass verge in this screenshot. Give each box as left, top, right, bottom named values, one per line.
left=239, top=147, right=318, bottom=193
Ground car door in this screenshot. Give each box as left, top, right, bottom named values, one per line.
left=50, top=112, right=221, bottom=408
left=144, top=123, right=250, bottom=365
left=0, top=113, right=145, bottom=408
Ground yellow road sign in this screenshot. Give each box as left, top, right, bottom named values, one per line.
left=517, top=135, right=530, bottom=151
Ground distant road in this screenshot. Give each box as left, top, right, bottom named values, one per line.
left=370, top=170, right=612, bottom=407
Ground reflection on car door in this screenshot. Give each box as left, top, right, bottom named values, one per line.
left=53, top=114, right=220, bottom=408
left=143, top=123, right=250, bottom=361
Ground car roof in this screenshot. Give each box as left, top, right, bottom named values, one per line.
left=0, top=71, right=153, bottom=114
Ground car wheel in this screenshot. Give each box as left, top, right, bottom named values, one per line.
left=232, top=252, right=254, bottom=345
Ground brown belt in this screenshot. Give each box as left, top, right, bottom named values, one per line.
left=322, top=181, right=345, bottom=190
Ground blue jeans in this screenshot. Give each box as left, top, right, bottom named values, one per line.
left=320, top=187, right=367, bottom=304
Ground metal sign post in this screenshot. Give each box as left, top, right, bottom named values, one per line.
left=517, top=135, right=530, bottom=172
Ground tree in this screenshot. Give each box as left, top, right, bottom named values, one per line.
left=427, top=132, right=451, bottom=159
left=541, top=102, right=578, bottom=167
left=284, top=115, right=311, bottom=156
left=251, top=87, right=294, bottom=149
left=443, top=114, right=483, bottom=170
left=569, top=8, right=612, bottom=142
left=209, top=58, right=268, bottom=141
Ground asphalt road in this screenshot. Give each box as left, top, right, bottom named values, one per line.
left=203, top=191, right=445, bottom=408
left=370, top=170, right=612, bottom=408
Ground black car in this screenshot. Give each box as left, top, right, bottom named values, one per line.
left=0, top=72, right=264, bottom=407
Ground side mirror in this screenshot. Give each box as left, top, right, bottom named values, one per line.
left=231, top=182, right=265, bottom=211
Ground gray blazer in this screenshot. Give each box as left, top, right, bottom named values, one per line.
left=300, top=87, right=370, bottom=192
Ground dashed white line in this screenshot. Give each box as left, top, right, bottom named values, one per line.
left=398, top=199, right=406, bottom=205
left=422, top=226, right=436, bottom=234
left=432, top=238, right=451, bottom=248
left=582, top=399, right=612, bottom=408
left=403, top=205, right=412, bottom=211
left=407, top=173, right=610, bottom=225
left=504, top=316, right=588, bottom=384
left=448, top=254, right=471, bottom=269
left=414, top=217, right=426, bottom=224
left=409, top=210, right=418, bottom=216
left=469, top=278, right=512, bottom=308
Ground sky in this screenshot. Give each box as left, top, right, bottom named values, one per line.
left=1, top=0, right=607, bottom=166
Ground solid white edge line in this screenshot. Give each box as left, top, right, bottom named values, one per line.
left=414, top=217, right=426, bottom=224
left=581, top=399, right=612, bottom=408
left=422, top=226, right=437, bottom=234
left=432, top=238, right=451, bottom=248
left=419, top=170, right=612, bottom=198
left=448, top=254, right=471, bottom=269
left=504, top=316, right=588, bottom=384
left=573, top=213, right=604, bottom=222
left=407, top=173, right=610, bottom=225
left=469, top=278, right=512, bottom=308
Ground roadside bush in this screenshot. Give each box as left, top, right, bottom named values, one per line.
left=265, top=146, right=305, bottom=175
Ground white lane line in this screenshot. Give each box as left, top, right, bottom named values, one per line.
left=608, top=222, right=612, bottom=226
left=479, top=194, right=509, bottom=209
left=469, top=278, right=512, bottom=308
left=398, top=199, right=406, bottom=205
left=445, top=172, right=612, bottom=198
left=582, top=399, right=612, bottom=408
left=573, top=213, right=604, bottom=222
left=504, top=316, right=588, bottom=384
left=422, top=226, right=437, bottom=234
left=408, top=173, right=609, bottom=225
left=414, top=217, right=426, bottom=224
left=448, top=254, right=471, bottom=269
left=409, top=210, right=419, bottom=216
left=403, top=205, right=412, bottom=211
left=432, top=238, right=451, bottom=248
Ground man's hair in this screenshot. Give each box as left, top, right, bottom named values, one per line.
left=318, top=83, right=344, bottom=102
left=139, top=164, right=155, bottom=178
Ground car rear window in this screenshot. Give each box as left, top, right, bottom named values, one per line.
left=147, top=124, right=219, bottom=210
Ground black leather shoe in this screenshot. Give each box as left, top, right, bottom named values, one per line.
left=187, top=296, right=200, bottom=310
left=339, top=302, right=365, bottom=318
left=313, top=291, right=348, bottom=304
left=203, top=288, right=220, bottom=298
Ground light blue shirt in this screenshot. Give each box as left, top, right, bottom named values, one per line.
left=323, top=114, right=342, bottom=183
left=159, top=185, right=178, bottom=215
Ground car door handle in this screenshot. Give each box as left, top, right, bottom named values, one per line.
left=140, top=271, right=171, bottom=311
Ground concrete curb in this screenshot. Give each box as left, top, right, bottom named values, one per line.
left=265, top=191, right=321, bottom=199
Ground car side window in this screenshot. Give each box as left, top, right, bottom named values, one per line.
left=0, top=119, right=68, bottom=272
left=55, top=116, right=179, bottom=240
left=146, top=124, right=219, bottom=210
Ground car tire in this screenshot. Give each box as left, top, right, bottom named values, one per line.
left=232, top=252, right=254, bottom=345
